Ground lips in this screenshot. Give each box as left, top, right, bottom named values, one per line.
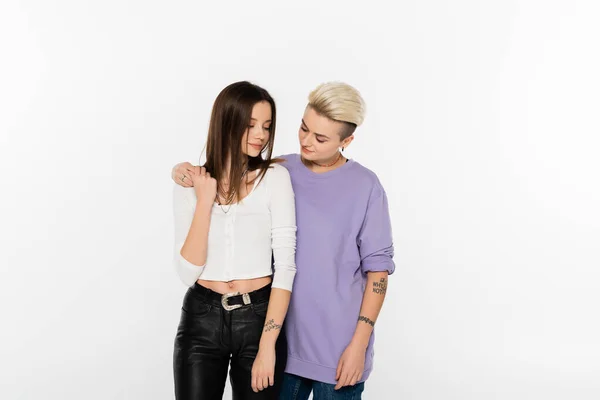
left=249, top=143, right=263, bottom=150
left=301, top=147, right=313, bottom=153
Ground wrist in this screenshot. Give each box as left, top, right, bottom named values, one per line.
left=352, top=319, right=373, bottom=349
left=195, top=199, right=213, bottom=212
left=259, top=335, right=278, bottom=348
left=351, top=334, right=370, bottom=350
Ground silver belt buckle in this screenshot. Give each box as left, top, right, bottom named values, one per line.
left=221, top=292, right=252, bottom=311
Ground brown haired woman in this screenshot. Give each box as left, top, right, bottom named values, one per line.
left=172, top=81, right=296, bottom=399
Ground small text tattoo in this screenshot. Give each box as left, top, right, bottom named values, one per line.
left=264, top=319, right=282, bottom=333
left=372, top=277, right=387, bottom=295
left=358, top=315, right=375, bottom=327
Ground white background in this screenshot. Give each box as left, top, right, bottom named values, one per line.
left=1, top=0, right=599, bottom=399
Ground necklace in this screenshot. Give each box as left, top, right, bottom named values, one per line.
left=218, top=202, right=232, bottom=214
left=216, top=169, right=248, bottom=213
left=311, top=152, right=342, bottom=168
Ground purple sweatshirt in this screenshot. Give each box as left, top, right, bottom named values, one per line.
left=279, top=154, right=395, bottom=384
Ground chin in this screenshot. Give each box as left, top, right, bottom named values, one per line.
left=247, top=151, right=261, bottom=158
left=300, top=150, right=317, bottom=159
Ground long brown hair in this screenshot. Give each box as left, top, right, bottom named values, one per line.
left=203, top=81, right=277, bottom=204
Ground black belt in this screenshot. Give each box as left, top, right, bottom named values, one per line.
left=192, top=282, right=271, bottom=311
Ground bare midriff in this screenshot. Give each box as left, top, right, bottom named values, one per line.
left=196, top=276, right=272, bottom=295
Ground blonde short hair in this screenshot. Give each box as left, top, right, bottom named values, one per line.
left=308, top=82, right=366, bottom=139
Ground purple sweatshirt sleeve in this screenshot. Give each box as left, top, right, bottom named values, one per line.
left=357, top=185, right=395, bottom=274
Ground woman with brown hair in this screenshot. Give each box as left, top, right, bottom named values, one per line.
left=172, top=81, right=296, bottom=399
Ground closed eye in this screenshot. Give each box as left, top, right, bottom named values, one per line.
left=315, top=133, right=327, bottom=143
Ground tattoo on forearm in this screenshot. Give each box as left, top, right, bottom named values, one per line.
left=372, top=277, right=387, bottom=295
left=263, top=319, right=282, bottom=333
left=358, top=315, right=375, bottom=327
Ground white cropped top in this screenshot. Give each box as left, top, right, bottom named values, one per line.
left=172, top=163, right=297, bottom=291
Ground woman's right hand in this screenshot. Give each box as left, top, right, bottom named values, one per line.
left=172, top=162, right=200, bottom=188
left=192, top=167, right=217, bottom=211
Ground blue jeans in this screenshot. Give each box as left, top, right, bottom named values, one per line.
left=279, top=373, right=365, bottom=400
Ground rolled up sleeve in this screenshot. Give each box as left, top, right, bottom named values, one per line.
left=358, top=186, right=395, bottom=274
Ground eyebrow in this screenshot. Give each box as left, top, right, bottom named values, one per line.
left=250, top=118, right=272, bottom=123
left=301, top=119, right=329, bottom=139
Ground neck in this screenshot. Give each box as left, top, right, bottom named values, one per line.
left=222, top=154, right=248, bottom=178
left=305, top=151, right=345, bottom=171
left=218, top=156, right=249, bottom=204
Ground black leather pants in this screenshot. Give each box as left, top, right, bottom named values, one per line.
left=174, top=282, right=287, bottom=400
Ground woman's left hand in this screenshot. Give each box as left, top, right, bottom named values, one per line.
left=251, top=345, right=276, bottom=392
left=334, top=340, right=366, bottom=390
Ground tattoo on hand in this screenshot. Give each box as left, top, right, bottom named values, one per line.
left=358, top=315, right=375, bottom=327
left=372, top=277, right=387, bottom=295
left=263, top=319, right=282, bottom=333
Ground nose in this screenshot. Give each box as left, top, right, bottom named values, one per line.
left=300, top=130, right=311, bottom=147
left=253, top=125, right=266, bottom=141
